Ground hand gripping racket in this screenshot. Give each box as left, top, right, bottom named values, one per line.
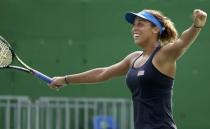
left=0, top=36, right=53, bottom=84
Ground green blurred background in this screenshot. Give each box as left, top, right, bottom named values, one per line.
left=0, top=0, right=209, bottom=128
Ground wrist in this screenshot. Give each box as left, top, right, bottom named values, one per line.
left=193, top=24, right=203, bottom=29
left=64, top=75, right=69, bottom=85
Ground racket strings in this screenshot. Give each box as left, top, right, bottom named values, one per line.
left=0, top=41, right=13, bottom=67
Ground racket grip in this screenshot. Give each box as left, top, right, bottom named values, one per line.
left=32, top=70, right=53, bottom=84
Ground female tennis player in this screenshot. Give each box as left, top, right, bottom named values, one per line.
left=50, top=9, right=207, bottom=129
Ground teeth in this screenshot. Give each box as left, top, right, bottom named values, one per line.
left=134, top=34, right=139, bottom=37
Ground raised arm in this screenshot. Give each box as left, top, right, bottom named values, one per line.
left=49, top=51, right=141, bottom=88
left=161, top=9, right=207, bottom=61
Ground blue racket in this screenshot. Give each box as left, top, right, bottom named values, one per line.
left=0, top=36, right=53, bottom=84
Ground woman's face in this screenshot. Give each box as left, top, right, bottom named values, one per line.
left=131, top=17, right=156, bottom=46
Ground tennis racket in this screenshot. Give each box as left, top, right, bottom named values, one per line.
left=0, top=36, right=53, bottom=84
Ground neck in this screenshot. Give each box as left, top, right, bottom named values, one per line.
left=141, top=39, right=159, bottom=56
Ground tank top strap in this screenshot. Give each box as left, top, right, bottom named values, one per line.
left=131, top=52, right=143, bottom=68
left=149, top=45, right=161, bottom=60
left=131, top=45, right=161, bottom=68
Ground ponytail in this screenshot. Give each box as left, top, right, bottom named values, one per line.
left=144, top=9, right=178, bottom=45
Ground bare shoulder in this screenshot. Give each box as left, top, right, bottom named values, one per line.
left=153, top=44, right=177, bottom=78
left=125, top=51, right=143, bottom=67
left=128, top=50, right=143, bottom=58
left=158, top=42, right=185, bottom=61
left=159, top=43, right=174, bottom=53
left=154, top=44, right=172, bottom=61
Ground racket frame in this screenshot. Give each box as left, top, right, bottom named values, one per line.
left=0, top=36, right=53, bottom=84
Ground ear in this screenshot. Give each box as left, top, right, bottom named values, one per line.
left=152, top=26, right=160, bottom=35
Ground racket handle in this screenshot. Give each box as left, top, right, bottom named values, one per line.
left=32, top=70, right=53, bottom=84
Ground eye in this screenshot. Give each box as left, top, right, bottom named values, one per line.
left=137, top=22, right=144, bottom=27
left=133, top=22, right=144, bottom=27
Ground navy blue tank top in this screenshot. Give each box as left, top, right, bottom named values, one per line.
left=126, top=46, right=177, bottom=129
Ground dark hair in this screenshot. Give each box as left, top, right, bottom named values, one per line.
left=143, top=9, right=178, bottom=45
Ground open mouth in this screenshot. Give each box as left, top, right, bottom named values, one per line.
left=133, top=34, right=140, bottom=37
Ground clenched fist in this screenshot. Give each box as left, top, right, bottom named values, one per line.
left=193, top=9, right=207, bottom=28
